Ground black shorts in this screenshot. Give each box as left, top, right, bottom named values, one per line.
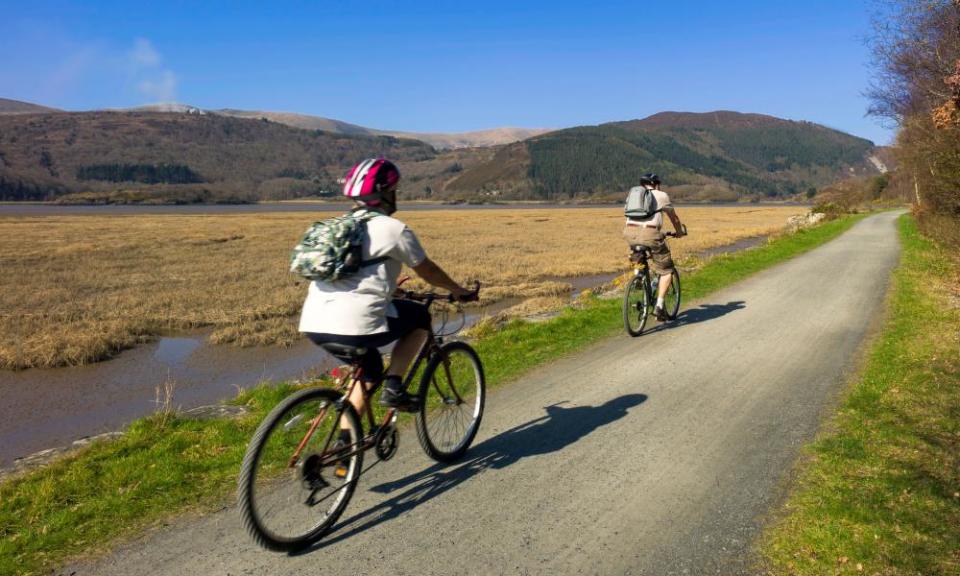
left=305, top=299, right=430, bottom=384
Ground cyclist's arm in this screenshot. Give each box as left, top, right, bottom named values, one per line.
left=665, top=207, right=684, bottom=236
left=412, top=257, right=473, bottom=299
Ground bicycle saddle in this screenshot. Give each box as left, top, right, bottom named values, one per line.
left=320, top=343, right=369, bottom=360
left=629, top=245, right=651, bottom=262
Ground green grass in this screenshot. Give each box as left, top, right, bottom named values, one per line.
left=0, top=214, right=863, bottom=576
left=760, top=215, right=960, bottom=575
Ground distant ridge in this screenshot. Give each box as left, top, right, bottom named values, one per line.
left=0, top=98, right=62, bottom=115
left=91, top=102, right=549, bottom=149
left=0, top=103, right=880, bottom=203
left=624, top=110, right=798, bottom=130
left=444, top=110, right=879, bottom=200
left=212, top=108, right=551, bottom=149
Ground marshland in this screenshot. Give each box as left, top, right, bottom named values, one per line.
left=0, top=205, right=806, bottom=371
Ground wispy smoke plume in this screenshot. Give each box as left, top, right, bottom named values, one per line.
left=127, top=38, right=177, bottom=102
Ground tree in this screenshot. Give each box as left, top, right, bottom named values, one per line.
left=868, top=0, right=960, bottom=245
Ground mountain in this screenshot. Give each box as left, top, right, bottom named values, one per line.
left=0, top=106, right=881, bottom=203
left=212, top=108, right=550, bottom=149
left=0, top=98, right=62, bottom=115
left=443, top=111, right=879, bottom=201
left=213, top=109, right=374, bottom=136
left=0, top=111, right=437, bottom=202
left=381, top=127, right=553, bottom=150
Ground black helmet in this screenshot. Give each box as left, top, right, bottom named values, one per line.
left=640, top=173, right=661, bottom=186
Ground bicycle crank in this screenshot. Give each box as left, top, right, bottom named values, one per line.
left=374, top=423, right=399, bottom=461
left=297, top=452, right=329, bottom=491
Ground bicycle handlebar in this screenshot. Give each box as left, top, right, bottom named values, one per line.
left=400, top=281, right=481, bottom=305
left=664, top=223, right=688, bottom=238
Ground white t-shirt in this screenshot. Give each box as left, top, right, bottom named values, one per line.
left=625, top=188, right=672, bottom=229
left=298, top=210, right=428, bottom=335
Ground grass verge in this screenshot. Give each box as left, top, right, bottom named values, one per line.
left=760, top=215, right=960, bottom=575
left=0, top=214, right=863, bottom=575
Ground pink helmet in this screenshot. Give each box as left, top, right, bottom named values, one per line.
left=342, top=158, right=401, bottom=205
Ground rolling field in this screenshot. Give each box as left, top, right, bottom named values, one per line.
left=0, top=206, right=805, bottom=369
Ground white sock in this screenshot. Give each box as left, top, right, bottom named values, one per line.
left=656, top=296, right=665, bottom=308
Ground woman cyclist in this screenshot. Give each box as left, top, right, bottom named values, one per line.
left=299, top=159, right=477, bottom=426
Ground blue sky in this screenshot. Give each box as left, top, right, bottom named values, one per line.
left=0, top=0, right=892, bottom=144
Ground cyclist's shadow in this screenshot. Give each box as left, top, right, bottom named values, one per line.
left=644, top=300, right=745, bottom=335
left=297, top=393, right=648, bottom=552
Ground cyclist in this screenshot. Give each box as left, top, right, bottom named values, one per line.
left=622, top=173, right=686, bottom=321
left=299, top=158, right=477, bottom=418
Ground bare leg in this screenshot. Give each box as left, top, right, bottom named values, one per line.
left=339, top=380, right=368, bottom=439
left=658, top=272, right=673, bottom=299
left=344, top=329, right=428, bottom=426
left=385, top=329, right=429, bottom=380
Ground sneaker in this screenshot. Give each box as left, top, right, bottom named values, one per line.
left=331, top=434, right=352, bottom=479
left=654, top=305, right=667, bottom=321
left=379, top=385, right=420, bottom=412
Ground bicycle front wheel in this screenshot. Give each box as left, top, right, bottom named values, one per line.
left=664, top=269, right=681, bottom=320
left=238, top=388, right=362, bottom=551
left=416, top=341, right=485, bottom=462
left=623, top=275, right=649, bottom=336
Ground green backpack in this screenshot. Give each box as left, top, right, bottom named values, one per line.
left=624, top=186, right=661, bottom=219
left=289, top=210, right=388, bottom=281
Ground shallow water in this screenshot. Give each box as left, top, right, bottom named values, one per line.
left=0, top=298, right=521, bottom=466
left=0, top=333, right=338, bottom=465
left=699, top=235, right=768, bottom=256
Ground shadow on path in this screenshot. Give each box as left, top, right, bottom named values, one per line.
left=642, top=300, right=746, bottom=336
left=293, top=393, right=648, bottom=554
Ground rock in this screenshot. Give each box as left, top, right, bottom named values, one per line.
left=2, top=431, right=125, bottom=479
left=180, top=404, right=250, bottom=420
left=788, top=212, right=827, bottom=230
left=1, top=404, right=248, bottom=478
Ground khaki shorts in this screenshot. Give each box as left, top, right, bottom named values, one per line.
left=623, top=225, right=676, bottom=276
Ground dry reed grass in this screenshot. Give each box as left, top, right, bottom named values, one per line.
left=0, top=206, right=805, bottom=369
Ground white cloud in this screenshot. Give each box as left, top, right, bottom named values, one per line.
left=138, top=70, right=178, bottom=102
left=124, top=38, right=178, bottom=103
left=128, top=38, right=162, bottom=69
left=33, top=34, right=180, bottom=106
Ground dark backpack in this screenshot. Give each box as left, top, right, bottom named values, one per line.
left=289, top=210, right=389, bottom=281
left=624, top=186, right=661, bottom=219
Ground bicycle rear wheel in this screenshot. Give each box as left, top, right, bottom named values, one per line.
left=415, top=341, right=485, bottom=462
left=238, top=388, right=362, bottom=551
left=664, top=270, right=681, bottom=320
left=623, top=275, right=649, bottom=336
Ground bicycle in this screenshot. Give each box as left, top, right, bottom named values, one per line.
left=622, top=229, right=684, bottom=336
left=237, top=285, right=485, bottom=551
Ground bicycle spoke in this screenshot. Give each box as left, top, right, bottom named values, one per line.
left=416, top=342, right=485, bottom=462
left=238, top=388, right=363, bottom=549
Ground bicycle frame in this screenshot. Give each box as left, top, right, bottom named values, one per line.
left=630, top=248, right=656, bottom=302
left=291, top=295, right=463, bottom=470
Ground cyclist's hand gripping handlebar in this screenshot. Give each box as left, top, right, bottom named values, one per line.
left=666, top=224, right=688, bottom=238
left=456, top=281, right=481, bottom=303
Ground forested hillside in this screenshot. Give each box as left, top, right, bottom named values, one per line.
left=447, top=111, right=878, bottom=200
left=0, top=112, right=436, bottom=202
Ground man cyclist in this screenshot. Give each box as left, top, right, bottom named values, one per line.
left=622, top=173, right=685, bottom=321
left=299, top=158, right=477, bottom=421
